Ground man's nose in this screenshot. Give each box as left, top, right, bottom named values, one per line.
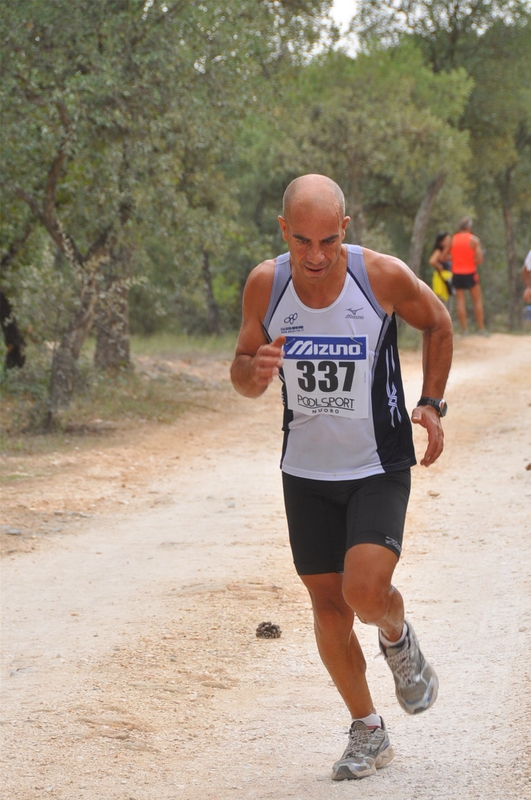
left=307, top=244, right=325, bottom=264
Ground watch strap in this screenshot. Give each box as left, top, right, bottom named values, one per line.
left=417, top=396, right=447, bottom=417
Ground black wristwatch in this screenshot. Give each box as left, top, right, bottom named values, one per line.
left=417, top=396, right=448, bottom=417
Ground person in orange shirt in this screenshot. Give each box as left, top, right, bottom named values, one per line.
left=450, top=217, right=487, bottom=335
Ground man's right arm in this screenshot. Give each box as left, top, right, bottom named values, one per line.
left=230, top=260, right=285, bottom=398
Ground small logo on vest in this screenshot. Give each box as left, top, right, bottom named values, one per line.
left=281, top=311, right=304, bottom=334
left=346, top=306, right=364, bottom=319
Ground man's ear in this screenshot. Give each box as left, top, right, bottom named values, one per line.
left=278, top=215, right=288, bottom=241
left=341, top=216, right=351, bottom=238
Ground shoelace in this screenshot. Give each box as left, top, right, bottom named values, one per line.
left=344, top=723, right=382, bottom=757
left=385, top=639, right=419, bottom=686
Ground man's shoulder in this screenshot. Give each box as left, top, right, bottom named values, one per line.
left=246, top=257, right=278, bottom=288
left=361, top=248, right=414, bottom=315
left=361, top=247, right=406, bottom=274
left=242, top=258, right=278, bottom=314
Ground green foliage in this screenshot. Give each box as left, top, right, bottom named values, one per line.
left=0, top=0, right=334, bottom=321
left=3, top=0, right=531, bottom=434
left=354, top=1, right=531, bottom=70
left=8, top=242, right=78, bottom=344
left=273, top=44, right=471, bottom=257
left=353, top=1, right=531, bottom=325
left=1, top=342, right=59, bottom=433
left=0, top=332, right=236, bottom=452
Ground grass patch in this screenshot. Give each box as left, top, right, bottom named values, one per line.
left=64, top=369, right=197, bottom=427
left=0, top=333, right=237, bottom=458
left=129, top=332, right=237, bottom=359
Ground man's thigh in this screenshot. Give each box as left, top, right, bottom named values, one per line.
left=282, top=470, right=410, bottom=576
left=282, top=472, right=347, bottom=575
left=345, top=470, right=411, bottom=558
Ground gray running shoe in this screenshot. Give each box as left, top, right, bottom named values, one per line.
left=332, top=718, right=395, bottom=781
left=380, top=621, right=439, bottom=714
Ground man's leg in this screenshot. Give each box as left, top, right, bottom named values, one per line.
left=300, top=571, right=374, bottom=719
left=342, top=543, right=403, bottom=641
left=342, top=543, right=438, bottom=715
left=455, top=287, right=468, bottom=332
left=469, top=282, right=486, bottom=331
left=301, top=545, right=406, bottom=713
left=301, top=570, right=395, bottom=782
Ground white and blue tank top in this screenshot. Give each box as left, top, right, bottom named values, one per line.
left=263, top=245, right=416, bottom=480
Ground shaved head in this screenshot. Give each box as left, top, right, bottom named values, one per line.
left=282, top=174, right=345, bottom=222
left=459, top=216, right=473, bottom=231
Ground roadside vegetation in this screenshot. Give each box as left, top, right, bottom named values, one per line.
left=0, top=333, right=236, bottom=456
left=1, top=1, right=530, bottom=439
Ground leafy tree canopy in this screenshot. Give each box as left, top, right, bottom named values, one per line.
left=354, top=0, right=531, bottom=71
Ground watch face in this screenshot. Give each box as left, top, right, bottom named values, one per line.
left=419, top=397, right=448, bottom=416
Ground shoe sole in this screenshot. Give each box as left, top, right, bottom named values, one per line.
left=332, top=744, right=395, bottom=781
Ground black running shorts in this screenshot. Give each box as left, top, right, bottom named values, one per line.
left=452, top=272, right=478, bottom=290
left=282, top=469, right=411, bottom=575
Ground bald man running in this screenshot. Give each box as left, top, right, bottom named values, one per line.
left=231, top=174, right=453, bottom=781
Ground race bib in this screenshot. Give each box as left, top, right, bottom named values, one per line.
left=282, top=335, right=369, bottom=419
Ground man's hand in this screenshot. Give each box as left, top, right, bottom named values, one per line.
left=411, top=405, right=445, bottom=467
left=251, top=335, right=286, bottom=388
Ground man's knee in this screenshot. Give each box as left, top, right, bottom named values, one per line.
left=305, top=583, right=354, bottom=636
left=342, top=576, right=390, bottom=623
left=311, top=593, right=352, bottom=624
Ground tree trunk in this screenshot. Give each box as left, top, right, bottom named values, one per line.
left=93, top=274, right=131, bottom=371
left=0, top=223, right=34, bottom=370
left=202, top=249, right=220, bottom=335
left=14, top=103, right=116, bottom=425
left=0, top=289, right=26, bottom=369
left=499, top=171, right=519, bottom=330
left=47, top=269, right=100, bottom=426
left=408, top=172, right=446, bottom=277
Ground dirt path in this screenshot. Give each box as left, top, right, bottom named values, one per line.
left=1, top=333, right=531, bottom=800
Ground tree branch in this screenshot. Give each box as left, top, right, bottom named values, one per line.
left=43, top=100, right=74, bottom=223
left=408, top=171, right=447, bottom=276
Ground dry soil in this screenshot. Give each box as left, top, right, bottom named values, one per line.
left=1, top=333, right=531, bottom=800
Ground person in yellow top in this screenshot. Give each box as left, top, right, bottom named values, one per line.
left=428, top=232, right=453, bottom=306
left=522, top=249, right=531, bottom=305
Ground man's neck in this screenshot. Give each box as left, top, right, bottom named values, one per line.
left=291, top=249, right=348, bottom=309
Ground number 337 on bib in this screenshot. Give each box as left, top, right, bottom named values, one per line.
left=282, top=335, right=369, bottom=419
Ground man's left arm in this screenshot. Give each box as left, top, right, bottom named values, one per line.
left=371, top=253, right=453, bottom=467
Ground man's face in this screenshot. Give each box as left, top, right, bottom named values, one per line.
left=278, top=203, right=349, bottom=286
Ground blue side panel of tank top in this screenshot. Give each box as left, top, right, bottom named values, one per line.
left=346, top=245, right=384, bottom=320
left=262, top=252, right=291, bottom=338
